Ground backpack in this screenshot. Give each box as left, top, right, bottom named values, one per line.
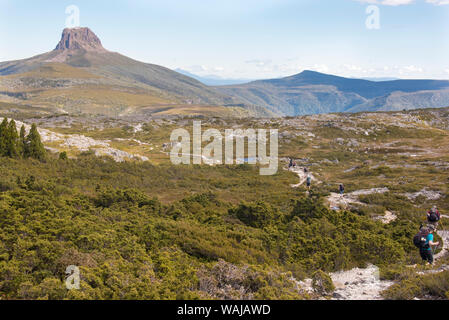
left=428, top=211, right=440, bottom=222
left=413, top=232, right=429, bottom=249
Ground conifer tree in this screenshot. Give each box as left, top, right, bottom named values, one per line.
left=0, top=118, right=8, bottom=156
left=5, top=119, right=18, bottom=157
left=18, top=125, right=26, bottom=157
left=25, top=123, right=46, bottom=161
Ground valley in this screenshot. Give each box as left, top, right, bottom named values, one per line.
left=1, top=26, right=449, bottom=301
left=1, top=105, right=449, bottom=300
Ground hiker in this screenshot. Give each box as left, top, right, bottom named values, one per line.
left=306, top=175, right=311, bottom=190
left=304, top=167, right=308, bottom=174
left=293, top=161, right=297, bottom=168
left=339, top=184, right=345, bottom=195
left=427, top=205, right=441, bottom=229
left=289, top=158, right=293, bottom=168
left=414, top=225, right=439, bottom=265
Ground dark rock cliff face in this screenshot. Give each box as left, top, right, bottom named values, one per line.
left=54, top=27, right=106, bottom=52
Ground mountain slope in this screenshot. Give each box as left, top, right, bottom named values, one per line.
left=0, top=27, right=250, bottom=117
left=216, top=70, right=449, bottom=116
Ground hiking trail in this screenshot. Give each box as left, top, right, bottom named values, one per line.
left=326, top=187, right=389, bottom=210
left=287, top=166, right=319, bottom=188
left=286, top=162, right=447, bottom=299
left=297, top=265, right=394, bottom=300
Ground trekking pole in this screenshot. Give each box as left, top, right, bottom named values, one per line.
left=433, top=244, right=440, bottom=256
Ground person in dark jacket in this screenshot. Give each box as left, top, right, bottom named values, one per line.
left=427, top=205, right=441, bottom=229
left=339, top=184, right=345, bottom=195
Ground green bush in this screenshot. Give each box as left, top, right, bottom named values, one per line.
left=231, top=201, right=279, bottom=228
left=312, top=270, right=335, bottom=296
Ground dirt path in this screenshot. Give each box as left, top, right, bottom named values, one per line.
left=434, top=230, right=449, bottom=261
left=326, top=187, right=389, bottom=210
left=297, top=265, right=394, bottom=300
left=331, top=265, right=394, bottom=300
left=287, top=163, right=447, bottom=299
left=373, top=210, right=398, bottom=224
left=287, top=166, right=319, bottom=188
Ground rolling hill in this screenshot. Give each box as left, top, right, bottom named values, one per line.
left=0, top=27, right=260, bottom=117
left=2, top=27, right=449, bottom=118
left=216, top=70, right=449, bottom=116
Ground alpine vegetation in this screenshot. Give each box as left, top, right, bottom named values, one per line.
left=0, top=118, right=46, bottom=161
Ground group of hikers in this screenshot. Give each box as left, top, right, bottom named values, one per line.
left=288, top=158, right=443, bottom=265
left=288, top=158, right=312, bottom=190
left=288, top=158, right=344, bottom=193
left=414, top=206, right=442, bottom=265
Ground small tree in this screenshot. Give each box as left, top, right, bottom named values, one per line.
left=5, top=119, right=18, bottom=157
left=0, top=118, right=8, bottom=156
left=25, top=123, right=46, bottom=161
left=312, top=270, right=335, bottom=296
left=18, top=125, right=26, bottom=157
left=59, top=151, right=68, bottom=160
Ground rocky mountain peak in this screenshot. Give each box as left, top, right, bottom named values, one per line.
left=54, top=27, right=106, bottom=52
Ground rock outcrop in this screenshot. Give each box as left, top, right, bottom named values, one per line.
left=54, top=27, right=106, bottom=52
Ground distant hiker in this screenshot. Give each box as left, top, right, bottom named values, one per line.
left=413, top=225, right=439, bottom=265
left=304, top=167, right=308, bottom=174
left=293, top=161, right=297, bottom=168
left=289, top=158, right=293, bottom=168
left=339, top=184, right=345, bottom=195
left=306, top=175, right=311, bottom=190
left=427, top=205, right=441, bottom=229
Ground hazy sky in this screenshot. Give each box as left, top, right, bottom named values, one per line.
left=1, top=0, right=448, bottom=80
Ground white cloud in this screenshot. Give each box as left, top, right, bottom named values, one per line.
left=310, top=64, right=330, bottom=73
left=356, top=0, right=449, bottom=5
left=356, top=0, right=415, bottom=6
left=398, top=65, right=424, bottom=75
left=343, top=64, right=364, bottom=72
left=426, top=0, right=449, bottom=5
left=445, top=69, right=449, bottom=75
left=245, top=59, right=272, bottom=67
left=183, top=65, right=225, bottom=75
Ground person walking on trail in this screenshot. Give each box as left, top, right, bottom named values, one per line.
left=339, top=184, right=345, bottom=195
left=414, top=225, right=439, bottom=265
left=306, top=175, right=311, bottom=190
left=427, top=205, right=441, bottom=229
left=304, top=167, right=308, bottom=174
left=289, top=158, right=293, bottom=168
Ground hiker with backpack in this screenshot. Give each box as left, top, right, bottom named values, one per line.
left=306, top=175, right=311, bottom=190
left=414, top=225, right=439, bottom=265
left=339, top=184, right=345, bottom=195
left=427, top=205, right=441, bottom=229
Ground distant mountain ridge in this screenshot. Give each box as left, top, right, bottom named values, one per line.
left=1, top=27, right=449, bottom=118
left=0, top=27, right=266, bottom=117
left=216, top=70, right=449, bottom=116
left=175, top=69, right=254, bottom=86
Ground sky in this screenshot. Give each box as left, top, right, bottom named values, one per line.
left=0, top=0, right=448, bottom=80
